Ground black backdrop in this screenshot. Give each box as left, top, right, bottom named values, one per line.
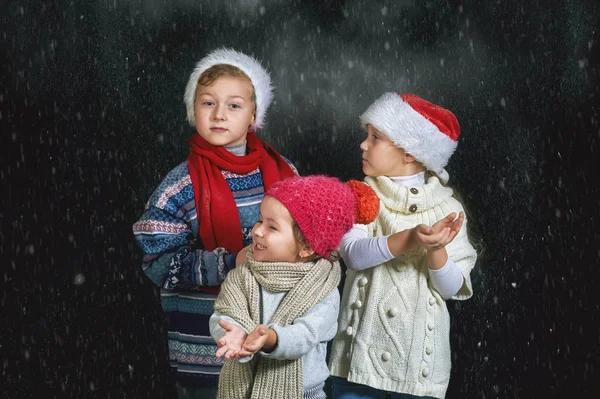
left=2, top=0, right=599, bottom=398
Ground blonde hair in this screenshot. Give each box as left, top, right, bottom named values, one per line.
left=196, top=64, right=256, bottom=103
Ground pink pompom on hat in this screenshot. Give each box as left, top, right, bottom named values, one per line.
left=360, top=93, right=460, bottom=174
left=266, top=175, right=380, bottom=260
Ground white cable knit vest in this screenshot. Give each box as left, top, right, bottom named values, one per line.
left=329, top=175, right=477, bottom=399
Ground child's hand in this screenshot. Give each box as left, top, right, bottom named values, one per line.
left=237, top=325, right=275, bottom=357
left=215, top=320, right=248, bottom=359
left=415, top=211, right=464, bottom=250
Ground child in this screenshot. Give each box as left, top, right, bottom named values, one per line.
left=329, top=93, right=479, bottom=399
left=209, top=175, right=379, bottom=399
left=132, top=48, right=297, bottom=397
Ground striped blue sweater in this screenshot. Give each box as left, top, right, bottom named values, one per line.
left=133, top=159, right=296, bottom=387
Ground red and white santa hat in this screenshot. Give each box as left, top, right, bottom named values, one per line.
left=184, top=48, right=274, bottom=129
left=360, top=93, right=460, bottom=175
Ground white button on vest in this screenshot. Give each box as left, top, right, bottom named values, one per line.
left=422, top=367, right=430, bottom=377
left=381, top=352, right=390, bottom=362
left=427, top=321, right=434, bottom=331
left=358, top=277, right=368, bottom=286
left=387, top=308, right=398, bottom=317
left=353, top=300, right=362, bottom=309
left=346, top=326, right=353, bottom=336
left=429, top=296, right=436, bottom=305
left=425, top=346, right=433, bottom=355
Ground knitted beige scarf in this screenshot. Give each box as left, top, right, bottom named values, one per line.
left=215, top=250, right=341, bottom=399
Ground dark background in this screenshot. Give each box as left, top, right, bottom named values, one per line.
left=2, top=0, right=599, bottom=398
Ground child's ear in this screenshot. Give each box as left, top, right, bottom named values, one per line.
left=404, top=152, right=417, bottom=164
left=299, top=246, right=315, bottom=259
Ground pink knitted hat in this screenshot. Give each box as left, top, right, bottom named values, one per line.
left=266, top=175, right=380, bottom=259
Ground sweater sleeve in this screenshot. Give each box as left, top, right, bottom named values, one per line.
left=132, top=164, right=236, bottom=290
left=210, top=311, right=248, bottom=341
left=340, top=225, right=394, bottom=270
left=444, top=213, right=478, bottom=300
left=261, top=289, right=340, bottom=360
left=428, top=259, right=465, bottom=300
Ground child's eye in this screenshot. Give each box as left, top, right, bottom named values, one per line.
left=202, top=101, right=214, bottom=106
left=229, top=103, right=241, bottom=109
left=269, top=225, right=277, bottom=231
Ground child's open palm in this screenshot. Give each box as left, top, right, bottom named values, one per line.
left=238, top=325, right=270, bottom=357
left=415, top=211, right=464, bottom=250
left=215, top=319, right=248, bottom=359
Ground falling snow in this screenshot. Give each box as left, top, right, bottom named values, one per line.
left=3, top=0, right=599, bottom=398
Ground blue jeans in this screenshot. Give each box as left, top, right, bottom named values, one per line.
left=331, top=377, right=437, bottom=399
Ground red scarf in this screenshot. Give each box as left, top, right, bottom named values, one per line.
left=187, top=131, right=296, bottom=255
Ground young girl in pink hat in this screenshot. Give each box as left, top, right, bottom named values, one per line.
left=329, top=93, right=479, bottom=399
left=210, top=175, right=379, bottom=399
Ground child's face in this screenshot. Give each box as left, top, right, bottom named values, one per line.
left=251, top=196, right=309, bottom=263
left=360, top=125, right=414, bottom=177
left=194, top=76, right=256, bottom=147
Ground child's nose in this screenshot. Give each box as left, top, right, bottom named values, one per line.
left=360, top=140, right=368, bottom=151
left=252, top=223, right=264, bottom=237
left=212, top=105, right=226, bottom=120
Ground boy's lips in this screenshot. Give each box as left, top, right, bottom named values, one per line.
left=210, top=127, right=227, bottom=133
left=254, top=243, right=267, bottom=250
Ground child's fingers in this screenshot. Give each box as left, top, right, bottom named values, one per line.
left=422, top=210, right=464, bottom=249
left=256, top=325, right=268, bottom=336
left=452, top=213, right=464, bottom=229
left=446, top=227, right=461, bottom=244
left=218, top=319, right=234, bottom=331
left=243, top=342, right=263, bottom=353
left=444, top=212, right=457, bottom=222
left=216, top=344, right=228, bottom=358
left=242, top=327, right=268, bottom=353
left=437, top=228, right=451, bottom=248
left=417, top=224, right=434, bottom=235
left=237, top=348, right=254, bottom=357
left=436, top=226, right=461, bottom=248
left=420, top=227, right=449, bottom=246
left=435, top=212, right=457, bottom=227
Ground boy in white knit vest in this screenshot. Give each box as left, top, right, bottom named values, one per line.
left=329, top=93, right=478, bottom=399
left=209, top=175, right=379, bottom=399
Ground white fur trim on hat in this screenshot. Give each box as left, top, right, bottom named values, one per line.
left=183, top=48, right=273, bottom=129
left=360, top=92, right=458, bottom=171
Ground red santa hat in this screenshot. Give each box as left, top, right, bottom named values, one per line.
left=184, top=48, right=273, bottom=129
left=360, top=93, right=460, bottom=174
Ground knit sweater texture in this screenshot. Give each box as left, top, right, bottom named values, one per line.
left=211, top=252, right=341, bottom=399
left=133, top=159, right=295, bottom=386
left=329, top=175, right=478, bottom=398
